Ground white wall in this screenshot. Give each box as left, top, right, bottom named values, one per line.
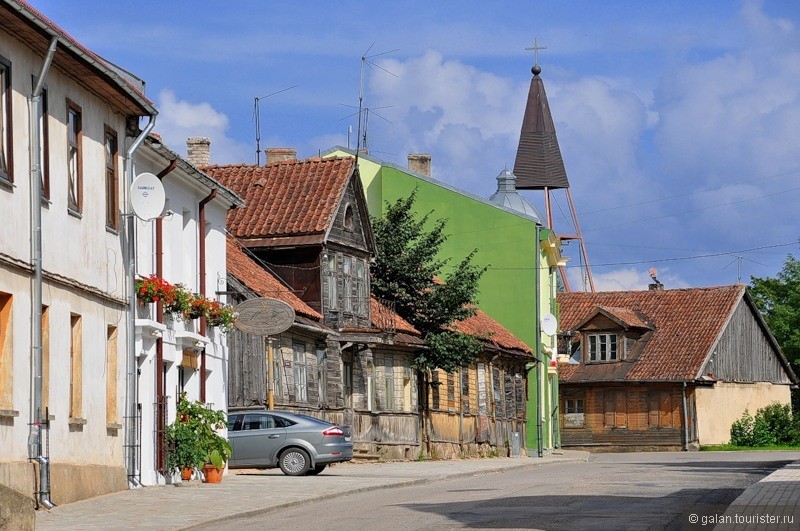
left=133, top=147, right=230, bottom=484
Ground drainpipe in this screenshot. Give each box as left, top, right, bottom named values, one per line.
left=29, top=36, right=58, bottom=511
left=124, top=115, right=156, bottom=487
left=198, top=189, right=217, bottom=403
left=154, top=159, right=175, bottom=474
left=682, top=382, right=690, bottom=451
left=534, top=224, right=543, bottom=458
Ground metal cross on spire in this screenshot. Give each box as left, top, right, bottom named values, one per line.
left=525, top=36, right=547, bottom=67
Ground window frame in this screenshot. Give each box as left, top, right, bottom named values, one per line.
left=356, top=259, right=366, bottom=316
left=587, top=332, right=618, bottom=362
left=292, top=342, right=307, bottom=402
left=326, top=253, right=338, bottom=310
left=0, top=56, right=13, bottom=185
left=104, top=125, right=119, bottom=230
left=66, top=99, right=83, bottom=214
left=343, top=256, right=352, bottom=312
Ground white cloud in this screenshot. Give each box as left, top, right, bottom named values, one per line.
left=591, top=267, right=689, bottom=291
left=153, top=89, right=252, bottom=165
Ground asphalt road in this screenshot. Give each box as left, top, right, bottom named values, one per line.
left=216, top=451, right=800, bottom=530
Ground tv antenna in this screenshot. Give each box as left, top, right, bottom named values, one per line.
left=353, top=43, right=398, bottom=161
left=722, top=255, right=767, bottom=283
left=340, top=102, right=393, bottom=156
left=253, top=85, right=298, bottom=165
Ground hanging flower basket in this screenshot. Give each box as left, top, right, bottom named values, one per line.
left=135, top=275, right=168, bottom=305
left=206, top=301, right=238, bottom=333
left=185, top=295, right=211, bottom=320
left=163, top=283, right=192, bottom=316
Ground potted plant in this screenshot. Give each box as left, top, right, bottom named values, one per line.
left=206, top=301, right=238, bottom=333
left=185, top=294, right=211, bottom=320
left=135, top=275, right=168, bottom=305
left=168, top=393, right=231, bottom=484
left=165, top=408, right=204, bottom=480
left=163, top=283, right=192, bottom=318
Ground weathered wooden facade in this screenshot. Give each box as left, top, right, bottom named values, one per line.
left=558, top=285, right=797, bottom=449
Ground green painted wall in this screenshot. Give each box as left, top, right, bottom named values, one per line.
left=327, top=149, right=560, bottom=452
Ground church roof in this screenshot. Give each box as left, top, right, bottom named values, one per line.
left=513, top=66, right=570, bottom=190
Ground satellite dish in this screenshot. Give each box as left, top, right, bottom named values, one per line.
left=130, top=172, right=165, bottom=220
left=541, top=313, right=558, bottom=336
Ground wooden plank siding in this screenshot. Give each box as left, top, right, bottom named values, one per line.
left=561, top=384, right=686, bottom=447
left=703, top=298, right=793, bottom=384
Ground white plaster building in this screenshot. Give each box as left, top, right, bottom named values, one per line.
left=0, top=0, right=156, bottom=505
left=133, top=137, right=241, bottom=485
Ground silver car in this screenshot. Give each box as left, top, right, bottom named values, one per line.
left=227, top=411, right=353, bottom=476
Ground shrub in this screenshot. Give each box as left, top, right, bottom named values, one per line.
left=730, top=410, right=754, bottom=446
left=729, top=402, right=800, bottom=447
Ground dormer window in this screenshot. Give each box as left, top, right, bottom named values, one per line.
left=343, top=204, right=354, bottom=231
left=588, top=333, right=617, bottom=362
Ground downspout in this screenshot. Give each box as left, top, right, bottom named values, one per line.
left=154, top=159, right=176, bottom=474
left=125, top=115, right=156, bottom=487
left=29, top=36, right=58, bottom=511
left=682, top=382, right=690, bottom=451
left=198, top=189, right=217, bottom=403
left=534, top=224, right=543, bottom=458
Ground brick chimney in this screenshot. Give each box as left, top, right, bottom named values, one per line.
left=186, top=137, right=211, bottom=166
left=265, top=148, right=297, bottom=164
left=408, top=153, right=431, bottom=176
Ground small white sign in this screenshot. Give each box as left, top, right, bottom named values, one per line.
left=130, top=172, right=165, bottom=220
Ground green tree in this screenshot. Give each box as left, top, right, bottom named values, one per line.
left=371, top=189, right=486, bottom=373
left=749, top=253, right=800, bottom=368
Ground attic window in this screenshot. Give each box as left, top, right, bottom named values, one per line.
left=587, top=333, right=617, bottom=362
left=343, top=204, right=354, bottom=231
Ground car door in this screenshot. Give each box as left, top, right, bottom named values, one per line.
left=226, top=414, right=244, bottom=467
left=232, top=413, right=287, bottom=467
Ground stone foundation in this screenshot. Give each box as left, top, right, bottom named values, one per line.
left=0, top=461, right=127, bottom=506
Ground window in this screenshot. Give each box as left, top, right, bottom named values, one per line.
left=31, top=77, right=49, bottom=198
left=343, top=256, right=352, bottom=312
left=104, top=126, right=118, bottom=229
left=326, top=254, right=337, bottom=310
left=384, top=357, right=394, bottom=411
left=227, top=413, right=243, bottom=431
left=461, top=367, right=470, bottom=414
left=106, top=326, right=118, bottom=424
left=343, top=204, right=354, bottom=230
left=342, top=359, right=352, bottom=408
left=0, top=292, right=12, bottom=410
left=316, top=347, right=326, bottom=405
left=588, top=333, right=617, bottom=362
left=293, top=342, right=307, bottom=402
left=243, top=413, right=277, bottom=430
left=66, top=100, right=82, bottom=213
left=69, top=313, right=83, bottom=419
left=41, top=306, right=50, bottom=416
left=356, top=260, right=366, bottom=315
left=0, top=57, right=11, bottom=184
left=565, top=399, right=584, bottom=414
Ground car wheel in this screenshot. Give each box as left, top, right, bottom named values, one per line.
left=279, top=448, right=310, bottom=476
left=306, top=464, right=327, bottom=476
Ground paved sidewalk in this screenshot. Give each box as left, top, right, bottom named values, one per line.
left=714, top=459, right=800, bottom=531
left=36, top=452, right=588, bottom=530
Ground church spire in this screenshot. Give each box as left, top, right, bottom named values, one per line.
left=513, top=39, right=570, bottom=190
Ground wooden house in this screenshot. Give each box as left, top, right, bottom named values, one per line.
left=558, top=285, right=798, bottom=449
left=425, top=309, right=534, bottom=458
left=208, top=158, right=424, bottom=459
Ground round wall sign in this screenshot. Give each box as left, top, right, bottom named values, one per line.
left=233, top=298, right=296, bottom=336
left=130, top=172, right=165, bottom=220
left=541, top=313, right=558, bottom=336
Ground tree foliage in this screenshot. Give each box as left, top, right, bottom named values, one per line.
left=749, top=253, right=800, bottom=368
left=371, top=189, right=486, bottom=372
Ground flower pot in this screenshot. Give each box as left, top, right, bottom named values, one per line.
left=203, top=464, right=223, bottom=484
left=181, top=467, right=193, bottom=481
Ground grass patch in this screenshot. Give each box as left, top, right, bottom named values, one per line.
left=701, top=444, right=800, bottom=451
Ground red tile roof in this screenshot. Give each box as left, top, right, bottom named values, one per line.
left=204, top=158, right=355, bottom=244
left=370, top=297, right=419, bottom=335
left=559, top=285, right=746, bottom=382
left=454, top=308, right=533, bottom=356
left=587, top=306, right=653, bottom=330
left=225, top=238, right=322, bottom=320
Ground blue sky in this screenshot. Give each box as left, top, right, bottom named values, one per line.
left=35, top=0, right=800, bottom=291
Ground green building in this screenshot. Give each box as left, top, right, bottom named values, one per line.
left=323, top=147, right=565, bottom=455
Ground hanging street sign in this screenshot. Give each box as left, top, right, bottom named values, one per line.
left=233, top=298, right=295, bottom=336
